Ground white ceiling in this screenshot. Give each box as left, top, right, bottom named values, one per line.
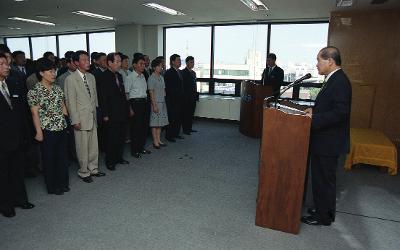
left=0, top=0, right=399, bottom=37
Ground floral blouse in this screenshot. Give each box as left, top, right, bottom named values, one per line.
left=27, top=83, right=67, bottom=131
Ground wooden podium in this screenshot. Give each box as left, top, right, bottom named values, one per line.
left=255, top=103, right=311, bottom=234
left=239, top=81, right=273, bottom=138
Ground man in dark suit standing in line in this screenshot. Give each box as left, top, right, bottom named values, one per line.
left=261, top=53, right=284, bottom=97
left=164, top=54, right=185, bottom=142
left=302, top=46, right=352, bottom=226
left=181, top=56, right=198, bottom=135
left=0, top=53, right=35, bottom=218
left=99, top=53, right=131, bottom=170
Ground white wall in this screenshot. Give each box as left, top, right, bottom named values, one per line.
left=115, top=24, right=162, bottom=60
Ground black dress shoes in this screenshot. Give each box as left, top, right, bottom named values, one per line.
left=118, top=159, right=129, bottom=164
left=16, top=202, right=35, bottom=209
left=153, top=144, right=161, bottom=149
left=92, top=172, right=106, bottom=177
left=183, top=131, right=191, bottom=135
left=2, top=209, right=16, bottom=218
left=62, top=187, right=70, bottom=192
left=190, top=129, right=198, bottom=133
left=107, top=165, right=116, bottom=171
left=81, top=176, right=93, bottom=183
left=301, top=215, right=331, bottom=226
left=141, top=149, right=151, bottom=154
left=49, top=189, right=64, bottom=195
left=166, top=137, right=176, bottom=142
left=307, top=208, right=335, bottom=222
left=176, top=135, right=184, bottom=139
left=132, top=152, right=141, bottom=158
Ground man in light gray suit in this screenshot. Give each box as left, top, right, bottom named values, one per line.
left=64, top=50, right=105, bottom=183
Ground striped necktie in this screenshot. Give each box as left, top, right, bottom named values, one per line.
left=1, top=81, right=12, bottom=109
left=82, top=74, right=91, bottom=98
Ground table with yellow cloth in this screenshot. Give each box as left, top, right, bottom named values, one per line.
left=345, top=128, right=398, bottom=175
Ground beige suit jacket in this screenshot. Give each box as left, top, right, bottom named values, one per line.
left=64, top=70, right=98, bottom=131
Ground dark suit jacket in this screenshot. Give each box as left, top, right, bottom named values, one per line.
left=309, top=69, right=352, bottom=156
left=143, top=69, right=150, bottom=82
left=0, top=79, right=29, bottom=152
left=164, top=68, right=184, bottom=101
left=181, top=68, right=198, bottom=101
left=98, top=70, right=129, bottom=122
left=261, top=66, right=284, bottom=94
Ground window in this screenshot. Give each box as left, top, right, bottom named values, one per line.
left=214, top=82, right=236, bottom=95
left=270, top=23, right=329, bottom=99
left=89, top=32, right=115, bottom=55
left=58, top=34, right=87, bottom=58
left=197, top=82, right=210, bottom=94
left=6, top=37, right=31, bottom=58
left=214, top=25, right=268, bottom=81
left=31, top=36, right=57, bottom=60
left=165, top=26, right=212, bottom=78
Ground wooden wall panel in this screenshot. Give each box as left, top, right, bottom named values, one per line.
left=329, top=9, right=400, bottom=144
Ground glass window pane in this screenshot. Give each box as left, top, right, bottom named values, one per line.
left=165, top=27, right=212, bottom=78
left=214, top=25, right=268, bottom=80
left=89, top=32, right=115, bottom=55
left=31, top=36, right=56, bottom=60
left=59, top=34, right=87, bottom=58
left=214, top=82, right=236, bottom=95
left=270, top=23, right=329, bottom=98
left=6, top=37, right=31, bottom=59
left=197, top=82, right=209, bottom=94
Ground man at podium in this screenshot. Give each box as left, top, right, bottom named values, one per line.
left=302, top=46, right=352, bottom=226
left=261, top=53, right=284, bottom=97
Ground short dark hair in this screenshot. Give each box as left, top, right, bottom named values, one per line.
left=185, top=56, right=194, bottom=63
left=170, top=54, right=180, bottom=64
left=72, top=50, right=89, bottom=62
left=36, top=58, right=55, bottom=81
left=12, top=50, right=25, bottom=58
left=133, top=52, right=143, bottom=60
left=132, top=56, right=145, bottom=65
left=0, top=44, right=11, bottom=54
left=91, top=52, right=98, bottom=61
left=43, top=51, right=54, bottom=59
left=64, top=51, right=75, bottom=63
left=97, top=52, right=106, bottom=58
left=120, top=54, right=128, bottom=61
left=267, top=53, right=276, bottom=61
left=106, top=52, right=120, bottom=64
left=319, top=46, right=342, bottom=66
left=151, top=57, right=163, bottom=69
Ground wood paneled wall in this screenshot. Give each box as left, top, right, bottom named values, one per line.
left=329, top=9, right=400, bottom=144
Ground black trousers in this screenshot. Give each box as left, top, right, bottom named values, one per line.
left=310, top=154, right=338, bottom=222
left=129, top=98, right=148, bottom=154
left=166, top=98, right=183, bottom=139
left=182, top=98, right=196, bottom=133
left=41, top=130, right=69, bottom=193
left=0, top=149, right=28, bottom=212
left=105, top=121, right=127, bottom=165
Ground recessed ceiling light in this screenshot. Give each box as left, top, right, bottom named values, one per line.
left=143, top=3, right=185, bottom=16
left=14, top=0, right=28, bottom=2
left=72, top=11, right=114, bottom=21
left=240, top=0, right=269, bottom=11
left=8, top=17, right=56, bottom=26
left=336, top=0, right=354, bottom=7
left=8, top=27, right=22, bottom=30
left=35, top=15, right=51, bottom=19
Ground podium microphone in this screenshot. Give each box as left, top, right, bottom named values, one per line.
left=291, top=73, right=312, bottom=86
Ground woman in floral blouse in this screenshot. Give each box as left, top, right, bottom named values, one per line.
left=28, top=58, right=69, bottom=195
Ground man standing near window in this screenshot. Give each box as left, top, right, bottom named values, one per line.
left=261, top=53, right=284, bottom=97
left=302, top=46, right=352, bottom=226
left=181, top=56, right=198, bottom=135
left=64, top=50, right=106, bottom=183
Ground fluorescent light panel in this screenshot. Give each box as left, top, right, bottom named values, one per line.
left=143, top=3, right=185, bottom=16
left=8, top=17, right=55, bottom=26
left=240, top=0, right=269, bottom=11
left=72, top=11, right=114, bottom=21
left=8, top=27, right=22, bottom=30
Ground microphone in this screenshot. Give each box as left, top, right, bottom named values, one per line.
left=291, top=73, right=312, bottom=86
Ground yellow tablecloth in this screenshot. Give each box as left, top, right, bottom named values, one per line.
left=345, top=128, right=398, bottom=175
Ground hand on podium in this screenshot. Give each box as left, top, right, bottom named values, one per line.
left=304, top=108, right=313, bottom=118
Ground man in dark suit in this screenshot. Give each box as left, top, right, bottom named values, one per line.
left=99, top=53, right=131, bottom=170
left=181, top=56, right=198, bottom=135
left=0, top=53, right=35, bottom=218
left=164, top=54, right=185, bottom=142
left=261, top=53, right=284, bottom=97
left=302, top=46, right=352, bottom=226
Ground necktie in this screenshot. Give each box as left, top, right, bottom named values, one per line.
left=82, top=74, right=91, bottom=98
left=1, top=81, right=12, bottom=109
left=268, top=67, right=272, bottom=77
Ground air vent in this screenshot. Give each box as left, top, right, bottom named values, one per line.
left=371, top=0, right=388, bottom=4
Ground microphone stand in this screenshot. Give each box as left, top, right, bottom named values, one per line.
left=265, top=79, right=306, bottom=109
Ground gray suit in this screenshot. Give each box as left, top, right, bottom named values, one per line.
left=64, top=70, right=99, bottom=178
